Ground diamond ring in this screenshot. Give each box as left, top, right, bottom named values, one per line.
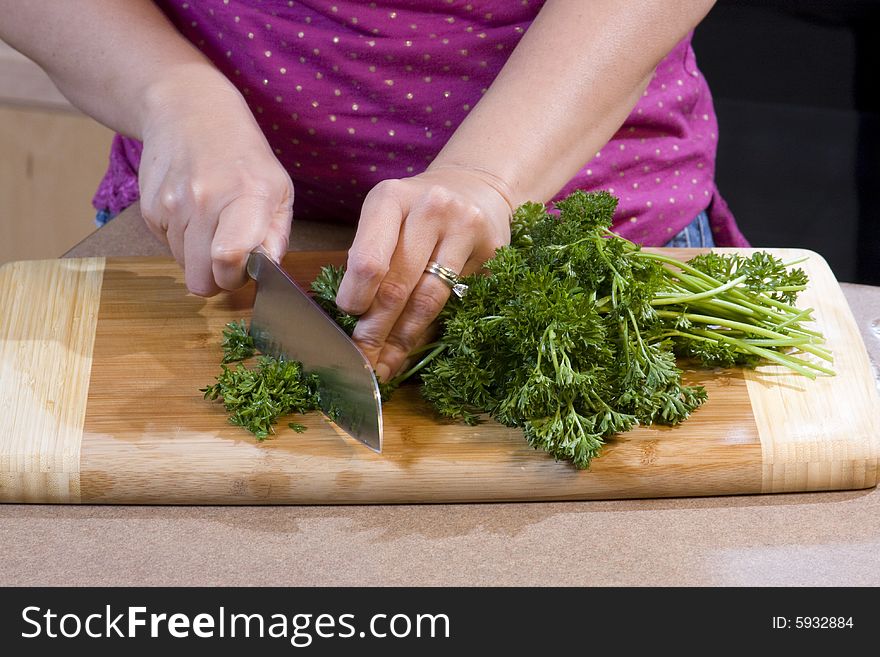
left=424, top=261, right=469, bottom=298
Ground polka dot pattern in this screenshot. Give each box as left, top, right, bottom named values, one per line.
left=93, top=1, right=748, bottom=247
left=550, top=40, right=742, bottom=244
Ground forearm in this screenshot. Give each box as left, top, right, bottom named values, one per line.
left=429, top=0, right=716, bottom=208
left=0, top=0, right=237, bottom=138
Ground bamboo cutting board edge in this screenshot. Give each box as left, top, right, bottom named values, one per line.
left=0, top=257, right=105, bottom=503
left=0, top=249, right=878, bottom=504
left=715, top=248, right=880, bottom=494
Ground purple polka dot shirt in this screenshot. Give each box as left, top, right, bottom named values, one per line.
left=93, top=0, right=748, bottom=247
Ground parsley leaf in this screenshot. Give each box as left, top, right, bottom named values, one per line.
left=202, top=321, right=320, bottom=440
left=219, top=319, right=256, bottom=363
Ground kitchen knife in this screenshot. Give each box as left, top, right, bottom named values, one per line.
left=246, top=248, right=382, bottom=452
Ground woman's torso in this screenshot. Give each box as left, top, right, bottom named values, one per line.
left=94, top=0, right=745, bottom=246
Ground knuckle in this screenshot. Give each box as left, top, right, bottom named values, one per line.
left=351, top=323, right=386, bottom=352
left=490, top=234, right=509, bottom=251
left=211, top=242, right=246, bottom=266
left=420, top=184, right=455, bottom=212
left=188, top=180, right=212, bottom=213
left=357, top=333, right=385, bottom=353
left=407, top=287, right=446, bottom=320
left=334, top=294, right=363, bottom=316
left=241, top=177, right=280, bottom=201
left=345, top=250, right=388, bottom=283
left=374, top=278, right=410, bottom=309
left=278, top=174, right=295, bottom=204
left=159, top=179, right=216, bottom=215
left=455, top=204, right=485, bottom=232
left=237, top=172, right=293, bottom=212
left=159, top=186, right=186, bottom=215
left=383, top=335, right=414, bottom=359
left=369, top=178, right=403, bottom=200
left=480, top=232, right=509, bottom=258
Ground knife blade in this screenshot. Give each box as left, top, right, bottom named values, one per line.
left=246, top=248, right=382, bottom=452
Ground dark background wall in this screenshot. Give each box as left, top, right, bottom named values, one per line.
left=692, top=0, right=880, bottom=284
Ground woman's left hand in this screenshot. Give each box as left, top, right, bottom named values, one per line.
left=334, top=166, right=513, bottom=382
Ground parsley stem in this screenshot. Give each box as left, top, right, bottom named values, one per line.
left=389, top=342, right=448, bottom=387
left=651, top=273, right=749, bottom=305
left=687, top=328, right=834, bottom=377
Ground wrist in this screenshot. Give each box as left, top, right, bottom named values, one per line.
left=137, top=63, right=247, bottom=139
left=424, top=162, right=517, bottom=217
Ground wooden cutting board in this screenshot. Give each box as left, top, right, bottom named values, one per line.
left=1, top=249, right=878, bottom=504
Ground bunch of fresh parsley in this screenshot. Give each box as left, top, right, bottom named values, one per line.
left=312, top=190, right=831, bottom=469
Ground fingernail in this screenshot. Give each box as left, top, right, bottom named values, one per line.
left=375, top=363, right=391, bottom=383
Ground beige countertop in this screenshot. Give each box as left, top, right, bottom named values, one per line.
left=2, top=205, right=879, bottom=587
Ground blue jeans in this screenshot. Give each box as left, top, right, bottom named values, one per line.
left=95, top=208, right=115, bottom=227
left=96, top=208, right=716, bottom=247
left=664, top=210, right=715, bottom=248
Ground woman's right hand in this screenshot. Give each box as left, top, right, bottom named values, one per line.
left=0, top=2, right=293, bottom=296
left=138, top=72, right=294, bottom=297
